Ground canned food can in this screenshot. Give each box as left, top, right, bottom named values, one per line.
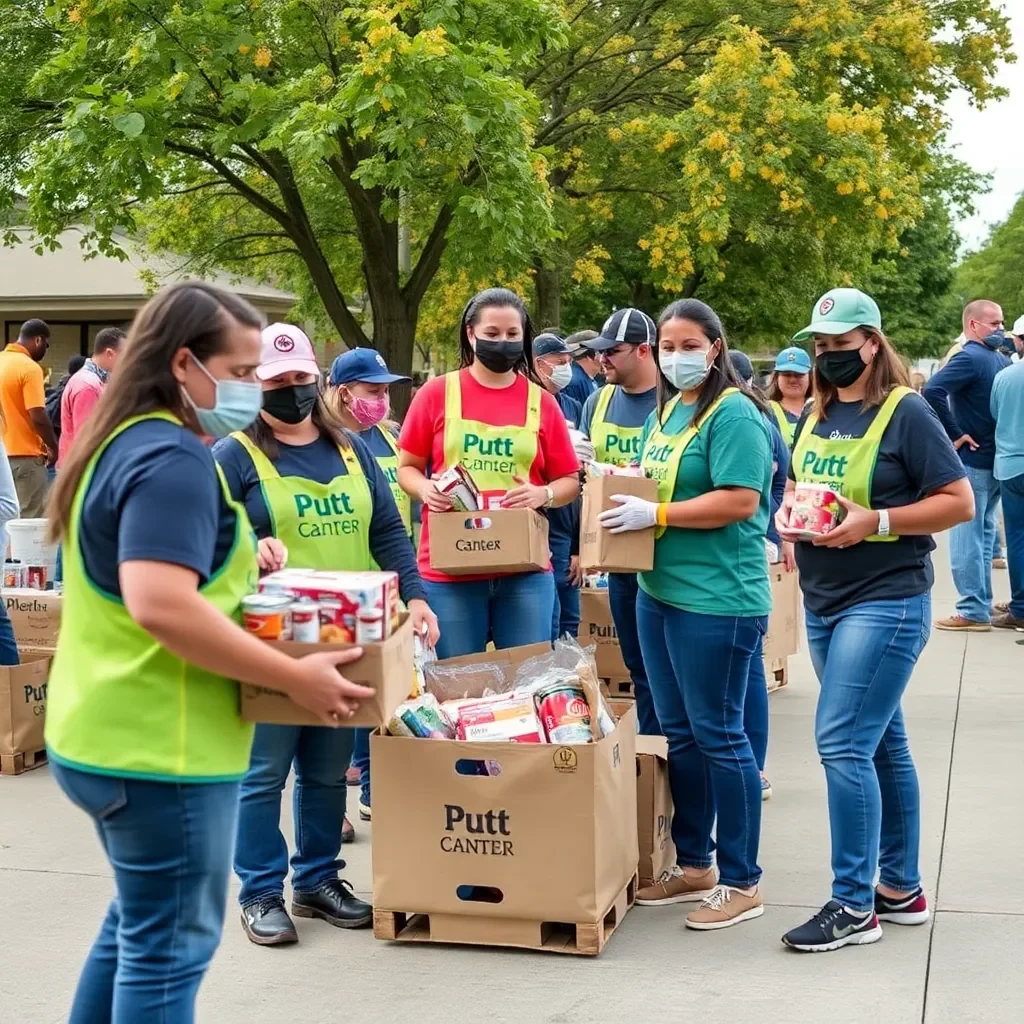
left=535, top=682, right=592, bottom=744
left=356, top=607, right=385, bottom=643
left=291, top=598, right=321, bottom=643
left=3, top=559, right=22, bottom=589
left=241, top=594, right=293, bottom=640
left=26, top=565, right=48, bottom=590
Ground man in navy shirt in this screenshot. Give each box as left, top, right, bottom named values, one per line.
left=564, top=330, right=603, bottom=407
left=924, top=299, right=1012, bottom=629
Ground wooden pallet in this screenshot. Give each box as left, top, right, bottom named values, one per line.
left=600, top=677, right=635, bottom=700
left=767, top=658, right=788, bottom=693
left=373, top=873, right=637, bottom=956
left=0, top=747, right=48, bottom=776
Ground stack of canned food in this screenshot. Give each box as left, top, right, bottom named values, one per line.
left=3, top=558, right=52, bottom=590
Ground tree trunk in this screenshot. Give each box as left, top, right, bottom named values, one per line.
left=533, top=259, right=562, bottom=330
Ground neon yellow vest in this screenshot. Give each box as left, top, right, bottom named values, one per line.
left=46, top=412, right=258, bottom=781
left=369, top=424, right=411, bottom=537
left=443, top=371, right=541, bottom=502
left=791, top=386, right=912, bottom=543
left=590, top=384, right=644, bottom=467
left=232, top=430, right=374, bottom=571
left=770, top=401, right=797, bottom=448
left=640, top=389, right=739, bottom=537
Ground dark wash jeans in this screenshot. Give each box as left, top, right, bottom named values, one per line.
left=235, top=723, right=355, bottom=906
left=608, top=571, right=661, bottom=736
left=636, top=589, right=765, bottom=889
left=51, top=761, right=239, bottom=1024
left=1001, top=472, right=1024, bottom=618
left=805, top=593, right=930, bottom=911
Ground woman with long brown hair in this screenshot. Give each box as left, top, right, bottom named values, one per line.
left=44, top=283, right=374, bottom=1022
left=214, top=324, right=437, bottom=946
left=397, top=287, right=580, bottom=658
left=776, top=288, right=973, bottom=952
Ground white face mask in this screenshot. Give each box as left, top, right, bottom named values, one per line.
left=548, top=363, right=573, bottom=391
left=660, top=349, right=713, bottom=392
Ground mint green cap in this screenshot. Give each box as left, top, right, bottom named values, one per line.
left=793, top=288, right=882, bottom=341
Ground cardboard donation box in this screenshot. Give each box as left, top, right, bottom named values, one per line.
left=429, top=509, right=549, bottom=576
left=578, top=589, right=629, bottom=682
left=763, top=566, right=799, bottom=663
left=579, top=475, right=657, bottom=573
left=635, top=735, right=675, bottom=886
left=240, top=613, right=414, bottom=728
left=1, top=655, right=50, bottom=766
left=372, top=644, right=638, bottom=954
left=4, top=589, right=62, bottom=651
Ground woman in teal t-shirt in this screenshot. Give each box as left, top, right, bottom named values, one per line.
left=599, top=298, right=772, bottom=933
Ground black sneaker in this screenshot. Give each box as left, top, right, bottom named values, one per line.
left=241, top=895, right=299, bottom=946
left=782, top=900, right=882, bottom=952
left=292, top=879, right=372, bottom=929
left=875, top=887, right=929, bottom=925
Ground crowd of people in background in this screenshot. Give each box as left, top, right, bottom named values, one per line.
left=0, top=275, right=1017, bottom=1019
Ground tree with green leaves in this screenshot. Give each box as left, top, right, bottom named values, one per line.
left=0, top=0, right=561, bottom=378
left=956, top=192, right=1024, bottom=323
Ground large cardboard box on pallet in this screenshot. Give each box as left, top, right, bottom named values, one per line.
left=239, top=614, right=414, bottom=728
left=0, top=654, right=50, bottom=773
left=371, top=643, right=638, bottom=954
left=763, top=566, right=799, bottom=663
left=578, top=588, right=630, bottom=682
left=4, top=589, right=61, bottom=650
left=579, top=475, right=657, bottom=573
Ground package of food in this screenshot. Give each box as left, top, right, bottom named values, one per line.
left=582, top=572, right=609, bottom=589
left=434, top=465, right=482, bottom=512
left=585, top=461, right=647, bottom=479
left=258, top=569, right=399, bottom=642
left=423, top=657, right=513, bottom=703
left=387, top=695, right=455, bottom=739
left=789, top=483, right=844, bottom=538
left=456, top=693, right=546, bottom=743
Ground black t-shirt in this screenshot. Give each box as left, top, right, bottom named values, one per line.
left=790, top=392, right=965, bottom=617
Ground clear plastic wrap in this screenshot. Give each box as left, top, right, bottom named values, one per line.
left=423, top=658, right=514, bottom=703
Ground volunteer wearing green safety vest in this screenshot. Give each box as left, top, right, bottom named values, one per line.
left=398, top=288, right=580, bottom=659
left=214, top=323, right=438, bottom=948
left=767, top=345, right=813, bottom=447
left=599, top=298, right=773, bottom=932
left=775, top=288, right=972, bottom=954
left=329, top=346, right=413, bottom=828
left=579, top=308, right=661, bottom=736
left=44, top=284, right=373, bottom=1023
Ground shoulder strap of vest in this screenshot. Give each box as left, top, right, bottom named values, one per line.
left=694, top=386, right=740, bottom=430
left=592, top=383, right=615, bottom=427
left=377, top=424, right=400, bottom=457
left=863, top=385, right=913, bottom=443
left=525, top=380, right=542, bottom=432
left=444, top=370, right=461, bottom=422
left=650, top=393, right=681, bottom=435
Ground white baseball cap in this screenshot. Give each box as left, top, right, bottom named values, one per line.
left=1011, top=315, right=1024, bottom=337
left=258, top=323, right=321, bottom=380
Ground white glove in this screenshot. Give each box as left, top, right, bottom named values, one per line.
left=573, top=436, right=596, bottom=465
left=599, top=494, right=659, bottom=534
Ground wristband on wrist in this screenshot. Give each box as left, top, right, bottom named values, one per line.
left=656, top=502, right=669, bottom=527
left=877, top=508, right=890, bottom=537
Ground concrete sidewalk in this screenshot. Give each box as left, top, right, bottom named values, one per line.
left=1, top=542, right=1020, bottom=1024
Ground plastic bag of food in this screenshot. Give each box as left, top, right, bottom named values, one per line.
left=386, top=694, right=455, bottom=739
left=423, top=657, right=514, bottom=703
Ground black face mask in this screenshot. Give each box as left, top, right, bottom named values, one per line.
left=262, top=383, right=319, bottom=424
left=474, top=338, right=523, bottom=374
left=816, top=344, right=869, bottom=389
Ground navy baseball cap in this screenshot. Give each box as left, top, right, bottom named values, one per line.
left=330, top=348, right=411, bottom=386
left=586, top=308, right=656, bottom=352
left=729, top=350, right=754, bottom=382
left=533, top=332, right=570, bottom=357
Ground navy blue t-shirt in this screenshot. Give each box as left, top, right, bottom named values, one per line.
left=213, top=429, right=425, bottom=603
left=78, top=420, right=239, bottom=598
left=790, top=392, right=965, bottom=616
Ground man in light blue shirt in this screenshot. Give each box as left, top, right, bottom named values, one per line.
left=990, top=323, right=1024, bottom=628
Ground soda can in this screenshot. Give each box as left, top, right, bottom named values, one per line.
left=534, top=682, right=593, bottom=744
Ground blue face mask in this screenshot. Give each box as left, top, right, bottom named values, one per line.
left=660, top=349, right=713, bottom=392
left=183, top=352, right=263, bottom=438
left=981, top=329, right=1006, bottom=352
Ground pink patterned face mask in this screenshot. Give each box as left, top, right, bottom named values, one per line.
left=349, top=395, right=389, bottom=428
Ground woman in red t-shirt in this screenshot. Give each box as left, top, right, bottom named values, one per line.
left=398, top=288, right=580, bottom=658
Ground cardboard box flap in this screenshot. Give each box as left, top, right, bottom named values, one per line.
left=423, top=643, right=552, bottom=701
left=635, top=735, right=669, bottom=762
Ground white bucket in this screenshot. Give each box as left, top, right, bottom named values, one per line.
left=7, top=518, right=57, bottom=574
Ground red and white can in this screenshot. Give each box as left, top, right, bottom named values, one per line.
left=534, top=682, right=592, bottom=744
left=790, top=482, right=844, bottom=538
left=291, top=598, right=321, bottom=643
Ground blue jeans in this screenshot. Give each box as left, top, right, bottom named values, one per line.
left=745, top=633, right=769, bottom=772
left=1001, top=474, right=1024, bottom=618
left=805, top=594, right=930, bottom=912
left=51, top=762, right=238, bottom=1024
left=950, top=464, right=1001, bottom=621
left=235, top=724, right=354, bottom=906
left=609, top=572, right=661, bottom=736
left=351, top=727, right=371, bottom=807
left=423, top=572, right=555, bottom=659
left=0, top=604, right=18, bottom=665
left=636, top=589, right=765, bottom=889
left=549, top=533, right=580, bottom=641
left=992, top=498, right=1003, bottom=561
